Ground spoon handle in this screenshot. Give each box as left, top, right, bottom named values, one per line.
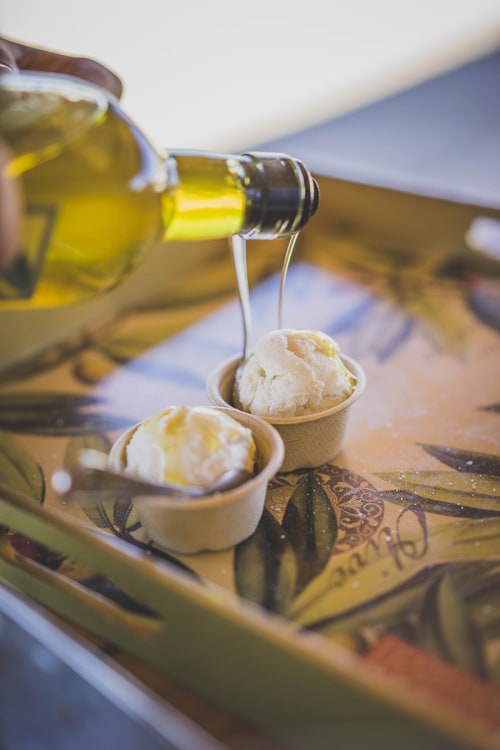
left=53, top=464, right=254, bottom=505
left=53, top=465, right=202, bottom=501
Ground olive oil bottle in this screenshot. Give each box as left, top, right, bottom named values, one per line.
left=0, top=71, right=319, bottom=309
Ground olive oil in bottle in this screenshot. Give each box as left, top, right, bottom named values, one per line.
left=0, top=71, right=319, bottom=308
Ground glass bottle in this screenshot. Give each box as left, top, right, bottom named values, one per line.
left=0, top=71, right=319, bottom=308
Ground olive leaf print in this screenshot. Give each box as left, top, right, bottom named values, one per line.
left=0, top=391, right=134, bottom=435
left=281, top=473, right=338, bottom=595
left=419, top=443, right=500, bottom=476
left=299, top=465, right=500, bottom=609
left=0, top=431, right=65, bottom=569
left=379, top=473, right=500, bottom=517
left=310, top=569, right=430, bottom=642
left=84, top=311, right=205, bottom=380
left=233, top=436, right=500, bottom=689
left=307, top=236, right=471, bottom=360
left=379, top=444, right=500, bottom=519
left=379, top=489, right=500, bottom=519
left=416, top=570, right=487, bottom=678
left=0, top=330, right=95, bottom=386
left=480, top=403, right=500, bottom=414
left=73, top=317, right=214, bottom=387
left=325, top=293, right=417, bottom=363
left=290, top=517, right=500, bottom=633
left=234, top=507, right=298, bottom=614
left=0, top=430, right=44, bottom=502
left=234, top=473, right=337, bottom=613
left=310, top=558, right=500, bottom=681
left=277, top=440, right=500, bottom=684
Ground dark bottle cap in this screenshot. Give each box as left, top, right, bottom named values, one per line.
left=239, top=152, right=319, bottom=239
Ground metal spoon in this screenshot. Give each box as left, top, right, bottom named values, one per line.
left=52, top=462, right=254, bottom=504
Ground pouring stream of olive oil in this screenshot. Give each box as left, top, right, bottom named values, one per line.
left=0, top=71, right=319, bottom=309
left=231, top=232, right=299, bottom=364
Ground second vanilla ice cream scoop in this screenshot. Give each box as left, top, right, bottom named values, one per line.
left=236, top=328, right=356, bottom=418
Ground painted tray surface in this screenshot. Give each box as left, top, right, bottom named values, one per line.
left=1, top=187, right=499, bottom=748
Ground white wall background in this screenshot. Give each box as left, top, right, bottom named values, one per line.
left=2, top=1, right=500, bottom=151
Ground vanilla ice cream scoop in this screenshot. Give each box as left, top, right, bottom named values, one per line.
left=235, top=328, right=356, bottom=418
left=124, top=405, right=256, bottom=488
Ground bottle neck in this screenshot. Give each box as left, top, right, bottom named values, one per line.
left=238, top=152, right=319, bottom=239
left=162, top=150, right=319, bottom=242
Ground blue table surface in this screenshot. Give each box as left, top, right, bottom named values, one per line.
left=257, top=48, right=500, bottom=209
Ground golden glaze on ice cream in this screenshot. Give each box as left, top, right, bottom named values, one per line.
left=236, top=328, right=356, bottom=418
left=124, top=405, right=256, bottom=488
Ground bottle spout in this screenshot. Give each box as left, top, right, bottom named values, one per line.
left=291, top=156, right=320, bottom=229
left=304, top=173, right=320, bottom=224
left=310, top=176, right=320, bottom=218
left=240, top=152, right=320, bottom=239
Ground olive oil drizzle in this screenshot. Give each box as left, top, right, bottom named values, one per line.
left=230, top=235, right=251, bottom=361
left=277, top=232, right=299, bottom=329
left=231, top=231, right=300, bottom=364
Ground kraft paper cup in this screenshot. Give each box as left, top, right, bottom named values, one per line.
left=206, top=355, right=365, bottom=472
left=108, top=407, right=284, bottom=554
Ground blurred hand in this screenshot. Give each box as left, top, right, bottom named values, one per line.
left=0, top=38, right=122, bottom=97
left=0, top=37, right=123, bottom=273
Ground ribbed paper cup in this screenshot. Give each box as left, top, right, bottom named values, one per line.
left=207, top=355, right=365, bottom=472
left=108, top=407, right=284, bottom=554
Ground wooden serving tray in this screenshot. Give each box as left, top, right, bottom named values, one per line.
left=0, top=171, right=499, bottom=750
